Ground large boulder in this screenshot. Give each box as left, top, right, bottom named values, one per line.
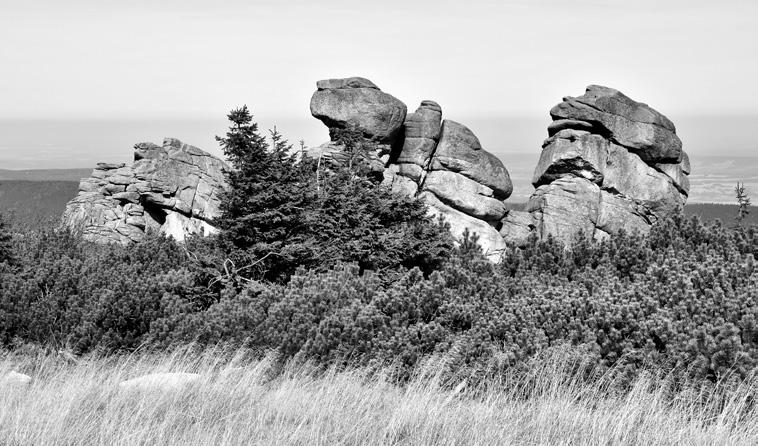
left=503, top=85, right=690, bottom=246
left=431, top=120, right=513, bottom=199
left=310, top=77, right=407, bottom=143
left=61, top=138, right=228, bottom=244
left=422, top=170, right=506, bottom=222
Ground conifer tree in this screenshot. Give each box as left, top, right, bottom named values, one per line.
left=736, top=182, right=751, bottom=226
left=215, top=106, right=315, bottom=280
left=214, top=106, right=452, bottom=282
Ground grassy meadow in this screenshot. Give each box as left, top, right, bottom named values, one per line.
left=1, top=346, right=757, bottom=446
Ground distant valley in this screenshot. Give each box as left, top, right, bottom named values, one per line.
left=0, top=169, right=88, bottom=228
left=0, top=180, right=79, bottom=228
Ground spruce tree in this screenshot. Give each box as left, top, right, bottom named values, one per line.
left=215, top=106, right=316, bottom=280
left=736, top=182, right=751, bottom=226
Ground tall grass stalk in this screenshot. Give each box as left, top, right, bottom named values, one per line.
left=1, top=346, right=756, bottom=445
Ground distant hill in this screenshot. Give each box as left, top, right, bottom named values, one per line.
left=0, top=168, right=88, bottom=228
left=683, top=203, right=758, bottom=226
left=0, top=180, right=79, bottom=228
left=0, top=168, right=91, bottom=182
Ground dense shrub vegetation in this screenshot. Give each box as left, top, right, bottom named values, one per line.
left=1, top=109, right=756, bottom=384
left=2, top=209, right=756, bottom=382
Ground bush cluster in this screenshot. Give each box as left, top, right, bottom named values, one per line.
left=1, top=212, right=756, bottom=382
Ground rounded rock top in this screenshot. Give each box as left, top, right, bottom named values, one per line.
left=316, top=77, right=379, bottom=91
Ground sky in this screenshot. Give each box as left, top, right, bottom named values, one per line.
left=0, top=0, right=757, bottom=169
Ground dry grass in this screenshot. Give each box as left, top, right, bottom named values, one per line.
left=1, top=346, right=757, bottom=445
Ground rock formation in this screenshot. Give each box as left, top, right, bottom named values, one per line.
left=308, top=77, right=513, bottom=261
left=500, top=85, right=690, bottom=245
left=311, top=77, right=407, bottom=145
left=62, top=79, right=690, bottom=262
left=61, top=138, right=228, bottom=244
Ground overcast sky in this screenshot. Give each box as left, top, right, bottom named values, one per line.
left=1, top=0, right=757, bottom=168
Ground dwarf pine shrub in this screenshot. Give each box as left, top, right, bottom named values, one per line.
left=1, top=205, right=757, bottom=383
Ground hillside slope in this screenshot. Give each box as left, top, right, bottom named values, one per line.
left=0, top=180, right=79, bottom=227
left=684, top=203, right=758, bottom=226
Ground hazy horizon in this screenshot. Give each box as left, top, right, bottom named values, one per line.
left=0, top=113, right=755, bottom=170
left=1, top=0, right=757, bottom=203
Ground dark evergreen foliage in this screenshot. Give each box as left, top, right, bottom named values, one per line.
left=215, top=106, right=314, bottom=280
left=214, top=107, right=452, bottom=281
left=1, top=212, right=756, bottom=383
left=736, top=182, right=752, bottom=225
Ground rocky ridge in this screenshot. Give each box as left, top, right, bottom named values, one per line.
left=62, top=138, right=228, bottom=244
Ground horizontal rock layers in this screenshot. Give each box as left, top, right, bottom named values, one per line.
left=309, top=77, right=513, bottom=261
left=501, top=85, right=690, bottom=245
left=61, top=138, right=228, bottom=244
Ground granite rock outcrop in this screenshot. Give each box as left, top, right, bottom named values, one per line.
left=501, top=85, right=689, bottom=245
left=61, top=79, right=691, bottom=263
left=308, top=77, right=513, bottom=261
left=61, top=138, right=228, bottom=244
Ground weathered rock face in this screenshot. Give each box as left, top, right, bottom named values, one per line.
left=432, top=120, right=513, bottom=199
left=396, top=100, right=441, bottom=169
left=61, top=138, right=228, bottom=244
left=502, top=85, right=690, bottom=246
left=550, top=85, right=683, bottom=163
left=309, top=77, right=513, bottom=261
